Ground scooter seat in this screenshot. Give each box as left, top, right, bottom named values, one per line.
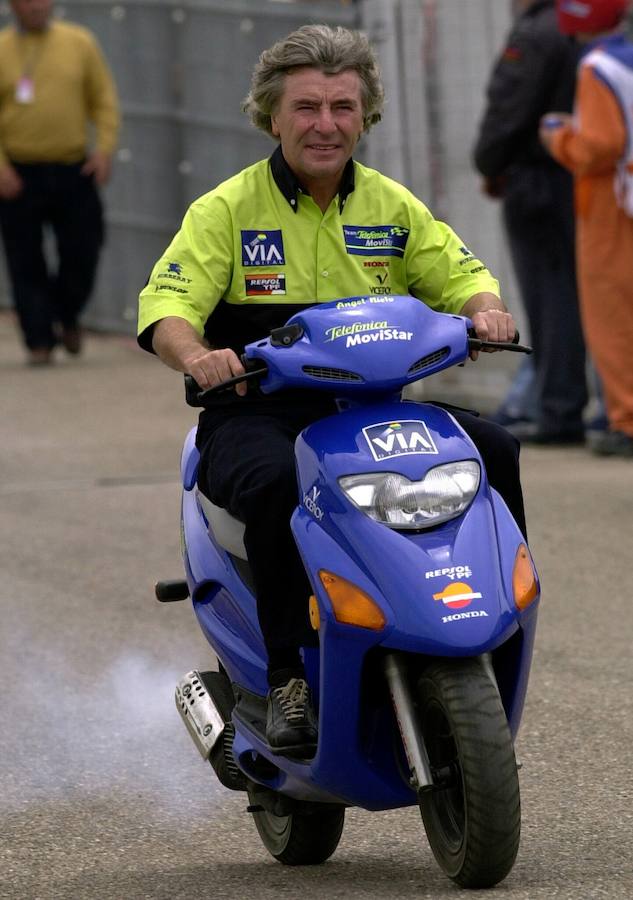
left=197, top=492, right=248, bottom=561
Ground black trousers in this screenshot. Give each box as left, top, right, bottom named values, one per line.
left=197, top=400, right=526, bottom=676
left=0, top=162, right=104, bottom=350
left=503, top=164, right=587, bottom=434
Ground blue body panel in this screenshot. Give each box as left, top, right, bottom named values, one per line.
left=245, top=295, right=470, bottom=396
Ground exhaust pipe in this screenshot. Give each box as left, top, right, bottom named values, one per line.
left=175, top=670, right=225, bottom=760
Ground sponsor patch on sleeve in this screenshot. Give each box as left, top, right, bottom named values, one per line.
left=343, top=225, right=409, bottom=257
left=245, top=273, right=286, bottom=296
left=241, top=230, right=285, bottom=266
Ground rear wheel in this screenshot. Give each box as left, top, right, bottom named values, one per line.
left=417, top=658, right=520, bottom=888
left=248, top=791, right=345, bottom=865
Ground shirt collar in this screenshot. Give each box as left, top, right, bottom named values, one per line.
left=269, top=144, right=355, bottom=214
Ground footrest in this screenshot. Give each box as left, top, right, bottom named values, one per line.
left=155, top=579, right=189, bottom=602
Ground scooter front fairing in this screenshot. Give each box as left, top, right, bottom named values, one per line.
left=292, top=398, right=538, bottom=741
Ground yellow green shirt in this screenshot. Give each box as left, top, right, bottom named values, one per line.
left=0, top=20, right=119, bottom=165
left=138, top=149, right=500, bottom=353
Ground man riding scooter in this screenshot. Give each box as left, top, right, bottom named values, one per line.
left=137, top=23, right=527, bottom=758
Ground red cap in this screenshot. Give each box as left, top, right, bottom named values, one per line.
left=556, top=0, right=628, bottom=34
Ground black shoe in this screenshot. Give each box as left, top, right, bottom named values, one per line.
left=27, top=347, right=54, bottom=367
left=590, top=430, right=633, bottom=457
left=61, top=325, right=82, bottom=355
left=585, top=412, right=609, bottom=433
left=266, top=677, right=318, bottom=758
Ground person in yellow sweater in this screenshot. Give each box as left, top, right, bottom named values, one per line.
left=0, top=0, right=119, bottom=364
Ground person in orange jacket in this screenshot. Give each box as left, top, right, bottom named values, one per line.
left=540, top=0, right=633, bottom=457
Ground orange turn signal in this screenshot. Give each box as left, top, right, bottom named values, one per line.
left=318, top=570, right=386, bottom=631
left=308, top=594, right=321, bottom=630
left=512, top=543, right=538, bottom=610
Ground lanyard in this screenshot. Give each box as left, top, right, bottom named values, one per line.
left=15, top=29, right=49, bottom=80
left=13, top=30, right=49, bottom=104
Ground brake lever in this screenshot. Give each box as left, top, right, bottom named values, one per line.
left=468, top=338, right=533, bottom=354
left=196, top=365, right=269, bottom=402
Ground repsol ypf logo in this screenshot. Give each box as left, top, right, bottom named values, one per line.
left=241, top=230, right=285, bottom=266
left=244, top=274, right=286, bottom=296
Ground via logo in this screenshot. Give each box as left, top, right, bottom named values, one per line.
left=241, top=230, right=285, bottom=266
left=363, top=420, right=438, bottom=461
left=303, top=485, right=324, bottom=520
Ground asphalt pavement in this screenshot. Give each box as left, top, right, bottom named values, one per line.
left=1, top=311, right=632, bottom=900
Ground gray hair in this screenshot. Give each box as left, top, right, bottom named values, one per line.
left=242, top=24, right=384, bottom=136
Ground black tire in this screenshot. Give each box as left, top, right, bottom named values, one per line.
left=417, top=658, right=521, bottom=888
left=248, top=792, right=345, bottom=865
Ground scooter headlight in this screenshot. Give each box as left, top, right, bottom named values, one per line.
left=338, top=461, right=480, bottom=530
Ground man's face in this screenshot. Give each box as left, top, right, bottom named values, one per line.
left=271, top=67, right=365, bottom=189
left=10, top=0, right=53, bottom=31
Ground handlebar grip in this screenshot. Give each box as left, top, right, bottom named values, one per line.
left=240, top=354, right=266, bottom=373
left=184, top=360, right=269, bottom=407
left=196, top=364, right=269, bottom=404
left=184, top=374, right=203, bottom=407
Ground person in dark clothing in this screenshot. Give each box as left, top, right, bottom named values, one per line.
left=473, top=0, right=588, bottom=444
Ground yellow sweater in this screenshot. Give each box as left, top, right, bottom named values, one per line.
left=0, top=20, right=119, bottom=166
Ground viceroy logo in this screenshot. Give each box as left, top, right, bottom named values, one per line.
left=303, top=485, right=324, bottom=520
left=241, top=230, right=285, bottom=266
left=363, top=420, right=438, bottom=461
left=371, top=270, right=391, bottom=295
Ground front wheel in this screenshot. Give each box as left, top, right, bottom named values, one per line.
left=417, top=658, right=521, bottom=888
left=248, top=791, right=345, bottom=865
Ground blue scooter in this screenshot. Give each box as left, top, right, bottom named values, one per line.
left=156, top=294, right=539, bottom=888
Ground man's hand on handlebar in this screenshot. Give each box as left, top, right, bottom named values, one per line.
left=184, top=348, right=247, bottom=396
left=469, top=309, right=516, bottom=360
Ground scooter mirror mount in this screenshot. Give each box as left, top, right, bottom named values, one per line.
left=269, top=323, right=304, bottom=347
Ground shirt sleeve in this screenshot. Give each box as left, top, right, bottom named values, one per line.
left=406, top=202, right=500, bottom=313
left=84, top=33, right=120, bottom=154
left=137, top=197, right=234, bottom=349
left=473, top=18, right=563, bottom=176
left=549, top=65, right=626, bottom=176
